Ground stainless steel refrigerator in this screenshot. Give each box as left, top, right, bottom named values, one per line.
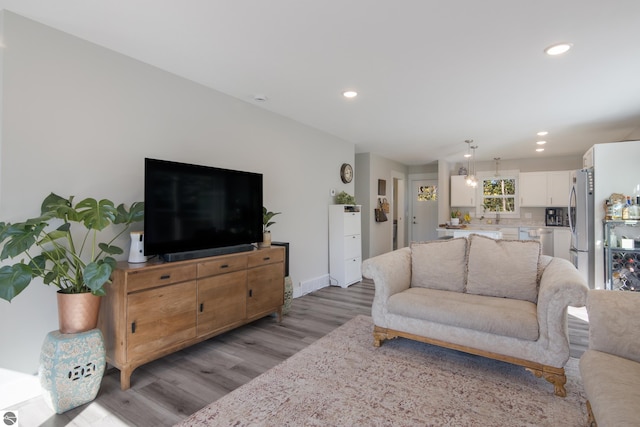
left=569, top=168, right=595, bottom=289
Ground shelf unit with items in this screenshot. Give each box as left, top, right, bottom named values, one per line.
left=603, top=220, right=640, bottom=291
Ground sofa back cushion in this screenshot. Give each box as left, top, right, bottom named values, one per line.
left=411, top=238, right=468, bottom=292
left=466, top=234, right=541, bottom=303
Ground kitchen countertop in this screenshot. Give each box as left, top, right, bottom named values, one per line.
left=438, top=224, right=569, bottom=231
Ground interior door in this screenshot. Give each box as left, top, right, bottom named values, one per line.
left=410, top=180, right=439, bottom=242
left=393, top=177, right=405, bottom=249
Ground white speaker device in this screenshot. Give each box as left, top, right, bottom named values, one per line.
left=128, top=231, right=147, bottom=263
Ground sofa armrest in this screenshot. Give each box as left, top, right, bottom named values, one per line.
left=362, top=247, right=412, bottom=326
left=537, top=257, right=588, bottom=354
left=587, top=289, right=640, bottom=363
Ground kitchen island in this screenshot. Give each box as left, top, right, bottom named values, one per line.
left=436, top=225, right=519, bottom=240
left=436, top=225, right=570, bottom=259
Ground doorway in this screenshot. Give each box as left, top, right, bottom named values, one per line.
left=392, top=177, right=405, bottom=250
left=410, top=179, right=439, bottom=242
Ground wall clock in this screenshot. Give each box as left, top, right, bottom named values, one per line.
left=340, top=163, right=353, bottom=183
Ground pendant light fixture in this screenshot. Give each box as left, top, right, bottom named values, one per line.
left=465, top=140, right=478, bottom=187
left=494, top=157, right=501, bottom=178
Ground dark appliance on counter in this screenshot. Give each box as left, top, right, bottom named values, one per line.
left=546, top=207, right=565, bottom=226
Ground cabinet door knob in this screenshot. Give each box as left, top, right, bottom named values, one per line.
left=131, top=322, right=136, bottom=334
left=199, top=303, right=204, bottom=312
left=160, top=274, right=171, bottom=280
left=249, top=289, right=253, bottom=297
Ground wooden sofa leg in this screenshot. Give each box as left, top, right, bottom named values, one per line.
left=527, top=367, right=567, bottom=397
left=373, top=326, right=387, bottom=347
left=586, top=400, right=598, bottom=427
left=544, top=370, right=567, bottom=397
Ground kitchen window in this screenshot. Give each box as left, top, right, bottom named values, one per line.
left=478, top=171, right=519, bottom=218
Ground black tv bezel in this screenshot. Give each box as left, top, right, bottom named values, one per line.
left=143, top=158, right=263, bottom=261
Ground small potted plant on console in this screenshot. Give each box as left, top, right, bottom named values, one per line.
left=261, top=207, right=281, bottom=248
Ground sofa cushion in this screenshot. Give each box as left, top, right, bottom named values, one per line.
left=466, top=235, right=541, bottom=303
left=387, top=287, right=539, bottom=341
left=587, top=290, right=640, bottom=363
left=410, top=238, right=468, bottom=292
left=580, top=349, right=640, bottom=427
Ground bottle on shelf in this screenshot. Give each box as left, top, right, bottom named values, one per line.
left=605, top=200, right=613, bottom=220
left=610, top=229, right=618, bottom=248
left=622, top=196, right=631, bottom=220
left=631, top=197, right=640, bottom=221
left=612, top=199, right=623, bottom=220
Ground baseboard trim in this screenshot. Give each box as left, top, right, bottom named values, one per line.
left=294, top=274, right=330, bottom=298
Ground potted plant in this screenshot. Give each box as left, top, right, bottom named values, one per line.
left=0, top=192, right=144, bottom=333
left=335, top=191, right=356, bottom=205
left=450, top=209, right=461, bottom=225
left=260, top=207, right=281, bottom=248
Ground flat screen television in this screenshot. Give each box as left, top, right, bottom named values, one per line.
left=144, top=158, right=263, bottom=261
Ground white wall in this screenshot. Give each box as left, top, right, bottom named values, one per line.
left=0, top=11, right=354, bottom=374
left=354, top=153, right=371, bottom=258
left=355, top=153, right=408, bottom=259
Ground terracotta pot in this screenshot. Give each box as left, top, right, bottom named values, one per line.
left=57, top=292, right=102, bottom=334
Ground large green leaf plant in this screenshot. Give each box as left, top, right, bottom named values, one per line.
left=0, top=193, right=144, bottom=302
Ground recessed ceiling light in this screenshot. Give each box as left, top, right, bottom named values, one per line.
left=536, top=140, right=547, bottom=145
left=536, top=148, right=545, bottom=152
left=342, top=90, right=358, bottom=98
left=253, top=94, right=268, bottom=102
left=544, top=43, right=572, bottom=56
left=537, top=131, right=548, bottom=136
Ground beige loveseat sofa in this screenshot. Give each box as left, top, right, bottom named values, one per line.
left=362, top=234, right=588, bottom=396
left=579, top=290, right=640, bottom=426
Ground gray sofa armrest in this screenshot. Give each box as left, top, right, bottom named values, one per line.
left=587, top=289, right=640, bottom=363
left=362, top=247, right=411, bottom=326
left=537, top=257, right=588, bottom=355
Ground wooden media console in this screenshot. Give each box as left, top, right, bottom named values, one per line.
left=97, top=246, right=285, bottom=390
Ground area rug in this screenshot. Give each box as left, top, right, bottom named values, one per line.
left=177, top=315, right=588, bottom=427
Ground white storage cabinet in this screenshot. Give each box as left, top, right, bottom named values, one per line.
left=450, top=175, right=476, bottom=207
left=553, top=228, right=572, bottom=261
left=329, top=205, right=362, bottom=287
left=519, top=171, right=571, bottom=207
left=519, top=172, right=547, bottom=207
left=547, top=171, right=571, bottom=207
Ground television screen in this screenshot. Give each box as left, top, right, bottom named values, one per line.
left=144, top=158, right=263, bottom=258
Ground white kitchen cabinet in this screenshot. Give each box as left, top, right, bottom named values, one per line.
left=520, top=171, right=571, bottom=207
left=519, top=172, right=547, bottom=207
left=583, top=146, right=594, bottom=168
left=450, top=175, right=476, bottom=207
left=329, top=205, right=362, bottom=287
left=498, top=227, right=519, bottom=240
left=547, top=171, right=571, bottom=207
left=553, top=228, right=571, bottom=261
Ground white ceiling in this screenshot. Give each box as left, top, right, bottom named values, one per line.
left=1, top=0, right=640, bottom=165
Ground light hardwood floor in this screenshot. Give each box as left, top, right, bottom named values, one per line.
left=7, top=280, right=589, bottom=427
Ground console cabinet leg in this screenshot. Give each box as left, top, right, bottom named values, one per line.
left=120, top=367, right=132, bottom=391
